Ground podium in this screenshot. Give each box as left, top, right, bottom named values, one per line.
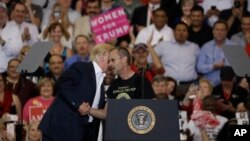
left=104, top=99, right=180, bottom=141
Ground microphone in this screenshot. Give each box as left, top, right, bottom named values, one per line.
left=139, top=68, right=145, bottom=99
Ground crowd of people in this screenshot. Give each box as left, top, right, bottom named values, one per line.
left=0, top=0, right=250, bottom=141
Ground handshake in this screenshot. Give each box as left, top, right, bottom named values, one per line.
left=78, top=102, right=91, bottom=115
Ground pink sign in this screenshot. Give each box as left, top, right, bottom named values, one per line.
left=91, top=7, right=130, bottom=44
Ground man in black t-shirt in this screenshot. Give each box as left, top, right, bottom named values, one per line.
left=107, top=47, right=155, bottom=99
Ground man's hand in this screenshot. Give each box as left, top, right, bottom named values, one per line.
left=213, top=60, right=225, bottom=69
left=78, top=102, right=90, bottom=115
left=22, top=27, right=31, bottom=41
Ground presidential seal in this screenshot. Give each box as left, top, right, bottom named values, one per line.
left=127, top=106, right=155, bottom=134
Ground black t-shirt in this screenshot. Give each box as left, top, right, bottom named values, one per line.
left=107, top=73, right=155, bottom=99
left=188, top=24, right=213, bottom=47
left=212, top=84, right=249, bottom=119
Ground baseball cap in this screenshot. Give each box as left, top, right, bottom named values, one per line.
left=0, top=2, right=7, bottom=11
left=133, top=43, right=148, bottom=53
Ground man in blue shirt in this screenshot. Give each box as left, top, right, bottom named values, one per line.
left=197, top=20, right=236, bottom=86
left=64, top=35, right=90, bottom=69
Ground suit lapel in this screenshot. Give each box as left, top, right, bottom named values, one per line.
left=89, top=62, right=97, bottom=104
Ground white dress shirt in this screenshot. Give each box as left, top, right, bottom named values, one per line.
left=89, top=61, right=106, bottom=122
left=5, top=21, right=39, bottom=46
left=0, top=21, right=25, bottom=72
left=152, top=40, right=200, bottom=81
left=135, top=24, right=174, bottom=46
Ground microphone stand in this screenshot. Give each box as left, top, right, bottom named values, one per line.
left=140, top=68, right=145, bottom=99
left=15, top=70, right=27, bottom=141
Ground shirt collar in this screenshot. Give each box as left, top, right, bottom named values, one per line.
left=93, top=61, right=106, bottom=77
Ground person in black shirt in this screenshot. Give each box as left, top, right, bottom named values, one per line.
left=188, top=5, right=213, bottom=47
left=213, top=66, right=249, bottom=119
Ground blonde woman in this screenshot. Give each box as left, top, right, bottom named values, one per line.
left=182, top=79, right=213, bottom=117
left=41, top=2, right=74, bottom=49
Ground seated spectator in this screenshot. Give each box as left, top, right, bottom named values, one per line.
left=64, top=35, right=90, bottom=69
left=45, top=55, right=64, bottom=82
left=212, top=66, right=249, bottom=119
left=131, top=43, right=164, bottom=82
left=23, top=77, right=55, bottom=124
left=24, top=121, right=41, bottom=141
left=0, top=73, right=21, bottom=119
left=3, top=58, right=38, bottom=107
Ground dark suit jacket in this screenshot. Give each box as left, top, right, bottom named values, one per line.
left=39, top=62, right=105, bottom=141
left=131, top=5, right=148, bottom=28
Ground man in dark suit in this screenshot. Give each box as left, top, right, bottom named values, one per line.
left=39, top=43, right=114, bottom=141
